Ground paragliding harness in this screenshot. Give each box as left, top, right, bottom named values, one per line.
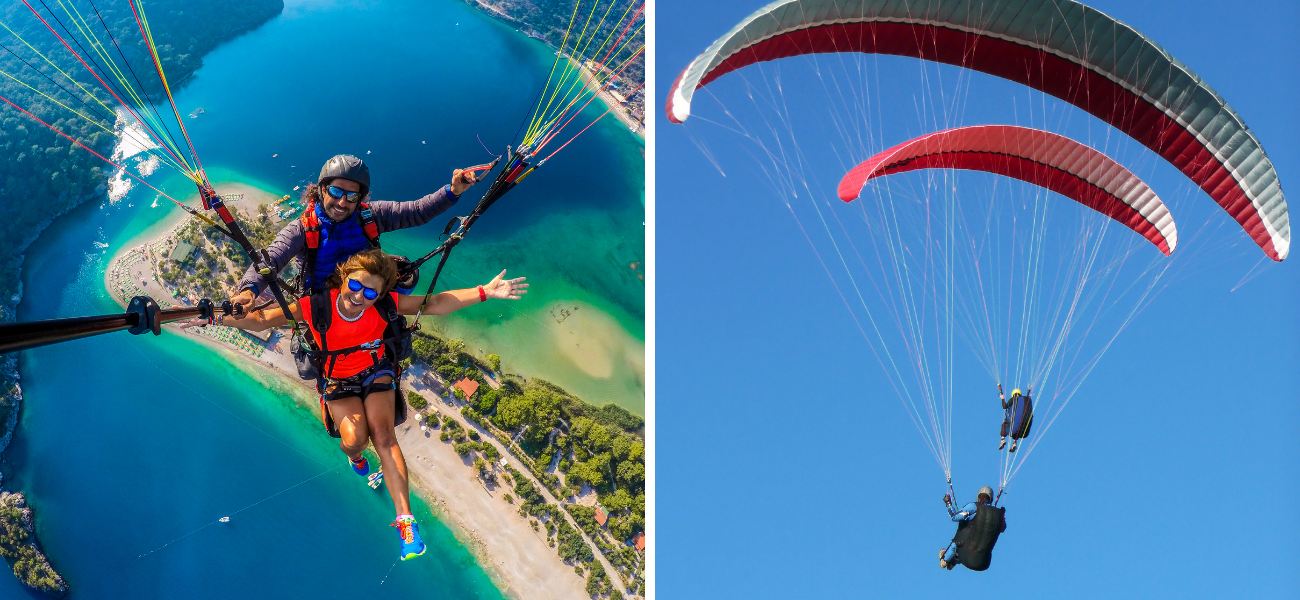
left=1002, top=392, right=1034, bottom=441
left=302, top=290, right=414, bottom=438
left=298, top=198, right=421, bottom=295
left=292, top=148, right=521, bottom=436
left=951, top=503, right=1006, bottom=572
left=287, top=195, right=421, bottom=387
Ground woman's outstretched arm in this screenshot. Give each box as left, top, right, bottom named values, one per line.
left=221, top=299, right=301, bottom=331
left=397, top=270, right=527, bottom=316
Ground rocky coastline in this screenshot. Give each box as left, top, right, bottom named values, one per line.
left=0, top=188, right=105, bottom=596
left=0, top=492, right=68, bottom=597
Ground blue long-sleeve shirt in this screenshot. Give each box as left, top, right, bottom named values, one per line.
left=238, top=185, right=460, bottom=296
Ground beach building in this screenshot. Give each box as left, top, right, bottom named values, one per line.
left=610, top=91, right=627, bottom=105
left=241, top=328, right=272, bottom=344
left=633, top=532, right=645, bottom=551
left=583, top=59, right=614, bottom=79
left=594, top=506, right=608, bottom=527
left=453, top=378, right=479, bottom=401
left=169, top=241, right=195, bottom=262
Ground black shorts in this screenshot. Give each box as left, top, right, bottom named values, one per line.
left=320, top=359, right=397, bottom=402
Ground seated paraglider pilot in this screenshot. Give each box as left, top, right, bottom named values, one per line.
left=998, top=384, right=1033, bottom=452
left=940, top=486, right=1006, bottom=571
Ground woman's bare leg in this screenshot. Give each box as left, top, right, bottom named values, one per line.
left=327, top=396, right=370, bottom=461
left=362, top=376, right=411, bottom=517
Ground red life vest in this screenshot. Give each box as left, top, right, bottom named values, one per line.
left=299, top=289, right=398, bottom=379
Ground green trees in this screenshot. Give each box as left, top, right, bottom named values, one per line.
left=0, top=502, right=64, bottom=595
left=406, top=391, right=427, bottom=410
left=0, top=0, right=284, bottom=301
left=495, top=386, right=561, bottom=447
left=555, top=518, right=594, bottom=563
left=403, top=329, right=645, bottom=572
left=473, top=388, right=500, bottom=413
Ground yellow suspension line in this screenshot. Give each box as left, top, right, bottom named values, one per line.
left=528, top=2, right=638, bottom=143
left=0, top=18, right=119, bottom=124
left=131, top=0, right=200, bottom=178
left=541, top=27, right=642, bottom=128
left=0, top=67, right=189, bottom=175
left=521, top=0, right=585, bottom=145
left=527, top=36, right=641, bottom=146
left=525, top=0, right=605, bottom=142
left=525, top=0, right=600, bottom=142
left=55, top=0, right=168, bottom=146
left=529, top=48, right=642, bottom=152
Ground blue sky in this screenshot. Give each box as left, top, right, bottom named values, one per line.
left=655, top=1, right=1299, bottom=597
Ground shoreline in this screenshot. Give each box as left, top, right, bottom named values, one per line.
left=466, top=0, right=645, bottom=139
left=102, top=184, right=634, bottom=599
left=570, top=56, right=644, bottom=137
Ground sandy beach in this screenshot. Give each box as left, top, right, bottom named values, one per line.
left=104, top=183, right=636, bottom=600
left=571, top=57, right=644, bottom=137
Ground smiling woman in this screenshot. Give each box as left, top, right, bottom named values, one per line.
left=220, top=247, right=527, bottom=560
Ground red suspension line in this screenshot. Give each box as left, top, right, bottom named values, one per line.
left=0, top=92, right=183, bottom=206
left=535, top=46, right=643, bottom=153
left=18, top=0, right=189, bottom=170
left=597, top=3, right=642, bottom=68
left=540, top=80, right=642, bottom=163
left=127, top=0, right=204, bottom=178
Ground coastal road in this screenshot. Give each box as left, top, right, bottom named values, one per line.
left=408, top=371, right=632, bottom=597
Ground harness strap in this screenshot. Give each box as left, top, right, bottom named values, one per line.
left=306, top=292, right=407, bottom=380
left=357, top=204, right=380, bottom=247
left=299, top=198, right=381, bottom=292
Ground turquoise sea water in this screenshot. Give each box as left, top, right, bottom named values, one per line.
left=1, top=0, right=642, bottom=596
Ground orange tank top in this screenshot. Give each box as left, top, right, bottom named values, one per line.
left=300, top=289, right=398, bottom=378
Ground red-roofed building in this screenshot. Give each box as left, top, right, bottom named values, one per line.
left=453, top=378, right=479, bottom=400
left=634, top=532, right=645, bottom=551
left=594, top=506, right=608, bottom=527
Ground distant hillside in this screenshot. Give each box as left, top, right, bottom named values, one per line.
left=463, top=0, right=645, bottom=123
left=0, top=0, right=284, bottom=305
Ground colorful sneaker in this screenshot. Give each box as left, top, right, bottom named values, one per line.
left=349, top=455, right=369, bottom=476
left=392, top=515, right=426, bottom=560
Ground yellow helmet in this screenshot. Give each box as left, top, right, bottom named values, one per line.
left=1011, top=389, right=1022, bottom=397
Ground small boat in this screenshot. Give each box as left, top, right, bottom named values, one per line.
left=219, top=517, right=230, bottom=522
left=272, top=153, right=278, bottom=158
left=366, top=150, right=371, bottom=154
left=367, top=471, right=384, bottom=490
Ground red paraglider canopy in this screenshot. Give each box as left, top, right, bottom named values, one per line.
left=838, top=126, right=1178, bottom=255
left=666, top=0, right=1287, bottom=260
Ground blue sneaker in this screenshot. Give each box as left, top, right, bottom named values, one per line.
left=349, top=455, right=369, bottom=476
left=392, top=516, right=426, bottom=560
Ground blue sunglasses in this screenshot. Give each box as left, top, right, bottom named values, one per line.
left=326, top=185, right=363, bottom=203
left=347, top=277, right=380, bottom=300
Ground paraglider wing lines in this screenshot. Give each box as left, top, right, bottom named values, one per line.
left=667, top=1, right=1288, bottom=259
left=868, top=149, right=1172, bottom=253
